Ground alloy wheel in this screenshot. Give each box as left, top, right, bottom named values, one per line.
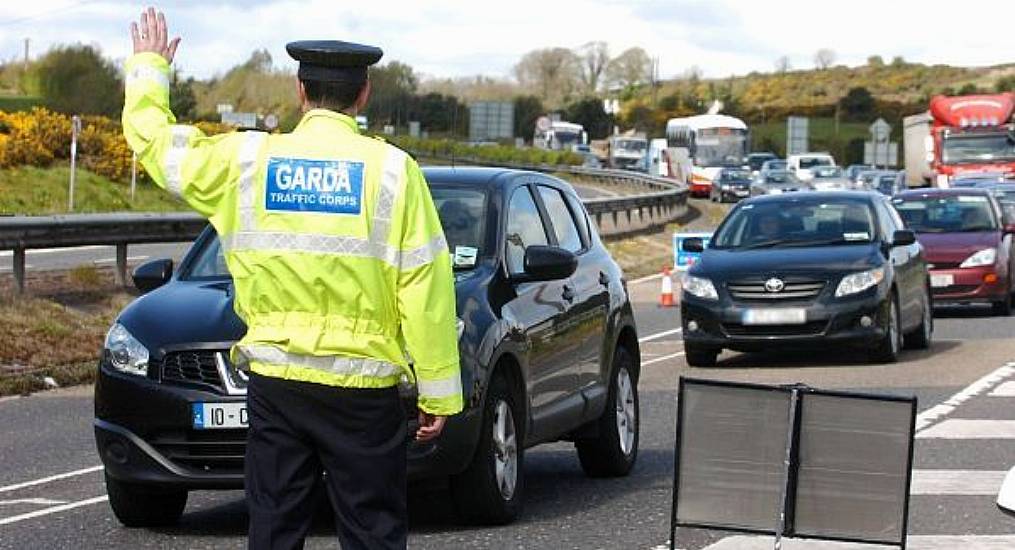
left=615, top=368, right=636, bottom=456
left=492, top=400, right=517, bottom=501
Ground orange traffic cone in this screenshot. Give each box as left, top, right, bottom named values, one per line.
left=659, top=267, right=676, bottom=307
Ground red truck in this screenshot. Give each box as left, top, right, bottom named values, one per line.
left=903, top=93, right=1015, bottom=187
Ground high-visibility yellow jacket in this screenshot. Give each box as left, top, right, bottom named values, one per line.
left=122, top=52, right=462, bottom=415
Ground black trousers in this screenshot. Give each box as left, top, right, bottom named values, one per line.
left=245, top=372, right=407, bottom=550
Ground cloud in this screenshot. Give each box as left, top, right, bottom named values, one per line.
left=0, top=0, right=1013, bottom=82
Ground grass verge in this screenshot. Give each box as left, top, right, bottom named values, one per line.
left=0, top=165, right=184, bottom=215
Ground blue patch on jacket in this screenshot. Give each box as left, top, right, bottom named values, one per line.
left=265, top=157, right=364, bottom=215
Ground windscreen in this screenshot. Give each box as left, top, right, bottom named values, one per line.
left=942, top=133, right=1015, bottom=164
left=812, top=166, right=844, bottom=179
left=616, top=139, right=647, bottom=152
left=713, top=198, right=877, bottom=249
left=892, top=194, right=998, bottom=233
left=765, top=172, right=797, bottom=184
left=722, top=169, right=752, bottom=183
left=800, top=157, right=833, bottom=169
left=694, top=127, right=748, bottom=167
left=432, top=186, right=488, bottom=269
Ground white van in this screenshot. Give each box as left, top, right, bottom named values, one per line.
left=787, top=153, right=836, bottom=182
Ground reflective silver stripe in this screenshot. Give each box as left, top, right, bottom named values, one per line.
left=126, top=64, right=169, bottom=91
left=238, top=345, right=402, bottom=378
left=164, top=125, right=195, bottom=198
left=401, top=234, right=448, bottom=271
left=222, top=231, right=381, bottom=262
left=371, top=148, right=407, bottom=251
left=236, top=132, right=267, bottom=231
left=417, top=373, right=463, bottom=400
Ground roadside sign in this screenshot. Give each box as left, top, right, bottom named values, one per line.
left=264, top=114, right=278, bottom=130
left=536, top=116, right=552, bottom=132
left=864, top=141, right=899, bottom=167
left=787, top=117, right=809, bottom=155
left=670, top=378, right=916, bottom=550
left=221, top=111, right=257, bottom=128
left=870, top=118, right=891, bottom=142
left=672, top=232, right=712, bottom=270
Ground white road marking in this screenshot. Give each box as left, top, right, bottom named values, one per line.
left=0, top=245, right=107, bottom=258
left=92, top=255, right=148, bottom=265
left=988, top=381, right=1015, bottom=397
left=642, top=352, right=685, bottom=366
left=639, top=328, right=682, bottom=343
left=917, top=419, right=1015, bottom=439
left=696, top=535, right=1015, bottom=549
left=914, top=362, right=1015, bottom=433
left=629, top=272, right=663, bottom=285
left=0, top=495, right=107, bottom=526
left=910, top=469, right=1008, bottom=495
left=0, top=498, right=68, bottom=506
left=0, top=265, right=33, bottom=272
left=0, top=465, right=103, bottom=494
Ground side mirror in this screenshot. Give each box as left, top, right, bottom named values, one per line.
left=892, top=229, right=917, bottom=247
left=998, top=466, right=1015, bottom=518
left=683, top=237, right=704, bottom=253
left=132, top=258, right=173, bottom=293
left=517, top=246, right=577, bottom=282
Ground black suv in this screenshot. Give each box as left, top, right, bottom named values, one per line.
left=681, top=192, right=932, bottom=366
left=94, top=167, right=641, bottom=527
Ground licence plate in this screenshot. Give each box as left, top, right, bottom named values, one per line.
left=742, top=308, right=807, bottom=325
left=930, top=274, right=954, bottom=288
left=192, top=402, right=248, bottom=429
left=735, top=189, right=749, bottom=196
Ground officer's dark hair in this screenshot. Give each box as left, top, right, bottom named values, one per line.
left=300, top=78, right=367, bottom=112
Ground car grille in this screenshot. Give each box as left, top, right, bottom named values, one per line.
left=727, top=279, right=826, bottom=301
left=722, top=321, right=827, bottom=337
left=159, top=350, right=226, bottom=391
left=932, top=284, right=979, bottom=296
left=150, top=429, right=246, bottom=474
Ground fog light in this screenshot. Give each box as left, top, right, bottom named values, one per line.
left=860, top=315, right=874, bottom=328
left=105, top=441, right=128, bottom=464
left=687, top=320, right=699, bottom=332
left=984, top=273, right=999, bottom=284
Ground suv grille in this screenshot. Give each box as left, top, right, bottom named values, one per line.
left=728, top=278, right=826, bottom=301
left=150, top=429, right=246, bottom=474
left=159, top=350, right=226, bottom=390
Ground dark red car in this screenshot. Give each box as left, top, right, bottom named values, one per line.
left=893, top=188, right=1015, bottom=314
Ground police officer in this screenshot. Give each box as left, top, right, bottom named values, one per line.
left=123, top=7, right=462, bottom=549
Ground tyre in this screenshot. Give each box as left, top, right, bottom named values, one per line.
left=450, top=373, right=523, bottom=525
left=104, top=472, right=187, bottom=527
left=992, top=289, right=1013, bottom=316
left=870, top=294, right=902, bottom=363
left=684, top=343, right=718, bottom=367
left=575, top=347, right=639, bottom=478
left=904, top=289, right=933, bottom=350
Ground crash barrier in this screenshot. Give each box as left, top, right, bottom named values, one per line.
left=0, top=165, right=688, bottom=293
left=670, top=377, right=917, bottom=550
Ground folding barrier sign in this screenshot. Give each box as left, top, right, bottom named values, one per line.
left=670, top=378, right=916, bottom=550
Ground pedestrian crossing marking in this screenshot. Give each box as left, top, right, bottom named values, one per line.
left=916, top=419, right=1015, bottom=439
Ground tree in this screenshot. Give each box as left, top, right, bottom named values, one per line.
left=867, top=55, right=885, bottom=68
left=839, top=87, right=875, bottom=121
left=26, top=45, right=122, bottom=117
left=513, top=95, right=544, bottom=140
left=814, top=49, right=836, bottom=70
left=577, top=41, right=610, bottom=95
left=366, top=61, right=419, bottom=127
left=565, top=96, right=612, bottom=140
left=170, top=72, right=197, bottom=121
left=957, top=83, right=981, bottom=95
left=891, top=56, right=906, bottom=67
left=775, top=56, right=791, bottom=73
left=606, top=47, right=652, bottom=91
left=996, top=75, right=1015, bottom=93
left=513, top=47, right=580, bottom=109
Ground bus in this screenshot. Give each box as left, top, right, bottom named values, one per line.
left=665, top=114, right=749, bottom=197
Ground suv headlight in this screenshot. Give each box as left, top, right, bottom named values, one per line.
left=104, top=323, right=149, bottom=376
left=835, top=267, right=885, bottom=297
left=682, top=275, right=718, bottom=300
left=960, top=248, right=996, bottom=268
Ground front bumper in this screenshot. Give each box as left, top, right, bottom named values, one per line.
left=95, top=362, right=481, bottom=489
left=681, top=291, right=888, bottom=352
left=929, top=266, right=1009, bottom=304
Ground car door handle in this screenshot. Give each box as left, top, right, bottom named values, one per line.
left=562, top=285, right=576, bottom=303
left=598, top=271, right=610, bottom=288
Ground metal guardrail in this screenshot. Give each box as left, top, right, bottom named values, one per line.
left=0, top=164, right=687, bottom=293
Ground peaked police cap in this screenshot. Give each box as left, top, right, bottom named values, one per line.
left=286, top=40, right=384, bottom=83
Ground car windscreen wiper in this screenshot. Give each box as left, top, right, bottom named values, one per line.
left=738, top=239, right=796, bottom=249
left=781, top=238, right=869, bottom=247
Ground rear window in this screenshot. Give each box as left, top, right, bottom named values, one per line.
left=800, top=157, right=832, bottom=169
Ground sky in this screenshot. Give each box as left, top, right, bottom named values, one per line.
left=0, top=0, right=1013, bottom=82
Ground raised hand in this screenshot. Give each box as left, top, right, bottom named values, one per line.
left=130, top=6, right=180, bottom=64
